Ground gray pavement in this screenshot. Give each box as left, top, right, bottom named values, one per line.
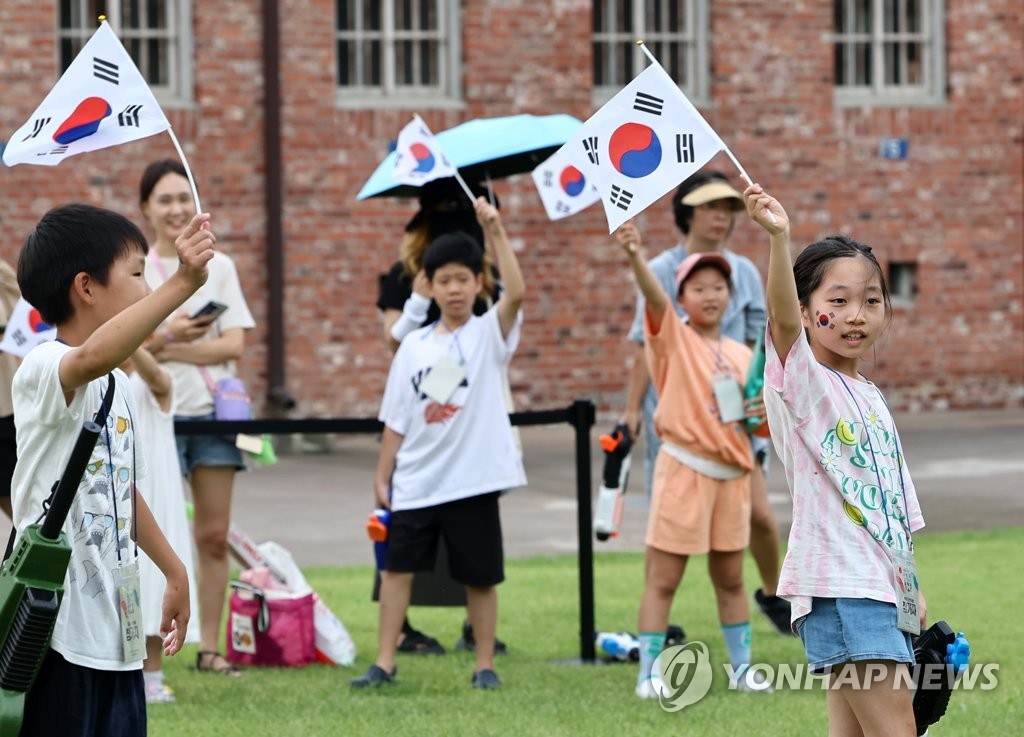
left=3, top=409, right=1022, bottom=567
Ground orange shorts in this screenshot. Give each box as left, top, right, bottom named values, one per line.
left=645, top=449, right=751, bottom=555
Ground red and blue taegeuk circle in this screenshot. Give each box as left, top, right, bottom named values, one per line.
left=409, top=142, right=436, bottom=173
left=609, top=123, right=662, bottom=179
left=559, top=166, right=587, bottom=197
left=28, top=309, right=51, bottom=334
left=53, top=97, right=112, bottom=145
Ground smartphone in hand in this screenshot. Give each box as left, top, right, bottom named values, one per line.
left=190, top=300, right=228, bottom=321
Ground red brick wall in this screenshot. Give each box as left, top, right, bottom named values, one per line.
left=1, top=0, right=1021, bottom=419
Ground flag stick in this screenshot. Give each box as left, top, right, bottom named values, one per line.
left=636, top=40, right=776, bottom=223
left=412, top=113, right=476, bottom=204
left=166, top=128, right=203, bottom=213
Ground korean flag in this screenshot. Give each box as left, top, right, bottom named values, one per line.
left=0, top=298, right=57, bottom=358
left=392, top=118, right=458, bottom=186
left=2, top=21, right=170, bottom=167
left=565, top=62, right=728, bottom=232
left=531, top=146, right=601, bottom=221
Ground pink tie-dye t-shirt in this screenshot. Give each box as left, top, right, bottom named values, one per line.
left=764, top=329, right=925, bottom=627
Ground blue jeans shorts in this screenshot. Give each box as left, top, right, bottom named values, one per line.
left=175, top=412, right=246, bottom=477
left=794, top=597, right=914, bottom=674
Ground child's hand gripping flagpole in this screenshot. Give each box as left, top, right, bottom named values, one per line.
left=411, top=113, right=477, bottom=204
left=635, top=40, right=776, bottom=224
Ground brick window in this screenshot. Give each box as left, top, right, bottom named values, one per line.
left=336, top=0, right=460, bottom=107
left=58, top=1, right=192, bottom=105
left=592, top=0, right=709, bottom=105
left=833, top=0, right=945, bottom=106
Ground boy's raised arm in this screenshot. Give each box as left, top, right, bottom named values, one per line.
left=616, top=222, right=669, bottom=333
left=59, top=213, right=215, bottom=394
left=476, top=198, right=524, bottom=340
left=743, top=184, right=801, bottom=366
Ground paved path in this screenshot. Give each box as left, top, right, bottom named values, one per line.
left=4, top=409, right=1021, bottom=567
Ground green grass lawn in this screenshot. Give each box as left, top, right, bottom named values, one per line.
left=150, top=528, right=1020, bottom=736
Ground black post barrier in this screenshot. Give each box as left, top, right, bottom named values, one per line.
left=569, top=399, right=597, bottom=662
left=175, top=398, right=599, bottom=662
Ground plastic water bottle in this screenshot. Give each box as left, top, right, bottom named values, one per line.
left=366, top=509, right=390, bottom=570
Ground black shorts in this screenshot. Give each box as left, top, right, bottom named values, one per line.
left=386, top=491, right=504, bottom=588
left=21, top=648, right=146, bottom=737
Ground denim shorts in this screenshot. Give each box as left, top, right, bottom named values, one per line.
left=175, top=412, right=246, bottom=477
left=794, top=597, right=914, bottom=674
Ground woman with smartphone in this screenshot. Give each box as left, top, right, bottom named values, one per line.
left=140, top=159, right=256, bottom=677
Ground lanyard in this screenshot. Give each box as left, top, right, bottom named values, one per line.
left=100, top=377, right=138, bottom=562
left=695, top=328, right=732, bottom=375
left=423, top=319, right=468, bottom=365
left=821, top=363, right=912, bottom=549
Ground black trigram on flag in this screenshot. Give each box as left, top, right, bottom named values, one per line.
left=11, top=329, right=27, bottom=347
left=543, top=170, right=554, bottom=188
left=675, top=133, right=695, bottom=164
left=93, top=57, right=119, bottom=84
left=555, top=201, right=571, bottom=214
left=118, top=105, right=143, bottom=127
left=21, top=117, right=51, bottom=141
left=610, top=184, right=633, bottom=211
left=38, top=145, right=68, bottom=157
left=583, top=137, right=600, bottom=165
left=633, top=91, right=664, bottom=116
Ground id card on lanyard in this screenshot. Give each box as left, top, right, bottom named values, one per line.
left=113, top=560, right=146, bottom=661
left=892, top=547, right=920, bottom=635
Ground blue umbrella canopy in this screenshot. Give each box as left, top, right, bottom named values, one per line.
left=356, top=113, right=582, bottom=199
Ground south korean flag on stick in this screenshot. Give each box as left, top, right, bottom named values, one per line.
left=393, top=117, right=459, bottom=187
left=565, top=53, right=729, bottom=233
left=2, top=20, right=170, bottom=167
left=531, top=146, right=601, bottom=221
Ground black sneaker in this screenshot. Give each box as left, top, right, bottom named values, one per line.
left=350, top=664, right=396, bottom=688
left=454, top=621, right=508, bottom=655
left=665, top=624, right=686, bottom=648
left=755, top=589, right=795, bottom=636
left=471, top=668, right=502, bottom=689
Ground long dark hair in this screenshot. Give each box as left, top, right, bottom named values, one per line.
left=139, top=159, right=192, bottom=204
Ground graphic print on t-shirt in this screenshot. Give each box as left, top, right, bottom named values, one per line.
left=68, top=411, right=134, bottom=598
left=818, top=407, right=911, bottom=551
left=411, top=365, right=468, bottom=425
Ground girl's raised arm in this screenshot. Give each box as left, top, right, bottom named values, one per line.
left=744, top=184, right=802, bottom=366
left=616, top=222, right=670, bottom=332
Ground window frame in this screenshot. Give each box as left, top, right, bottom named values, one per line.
left=335, top=0, right=463, bottom=109
left=591, top=0, right=709, bottom=107
left=833, top=0, right=946, bottom=107
left=57, top=1, right=193, bottom=107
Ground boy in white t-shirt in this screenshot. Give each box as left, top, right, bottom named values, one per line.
left=11, top=203, right=214, bottom=736
left=352, top=198, right=525, bottom=691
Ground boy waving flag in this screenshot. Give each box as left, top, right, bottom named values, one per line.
left=562, top=57, right=728, bottom=232
left=531, top=146, right=601, bottom=221
left=3, top=19, right=170, bottom=167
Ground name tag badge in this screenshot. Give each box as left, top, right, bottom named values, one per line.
left=712, top=374, right=746, bottom=423
left=113, top=560, right=146, bottom=661
left=419, top=355, right=467, bottom=405
left=892, top=548, right=921, bottom=635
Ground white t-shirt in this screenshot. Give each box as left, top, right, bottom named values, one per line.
left=12, top=342, right=149, bottom=670
left=764, top=329, right=925, bottom=626
left=379, top=307, right=527, bottom=511
left=144, top=251, right=255, bottom=416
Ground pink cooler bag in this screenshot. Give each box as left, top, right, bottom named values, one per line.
left=227, top=581, right=316, bottom=667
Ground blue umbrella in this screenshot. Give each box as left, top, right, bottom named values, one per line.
left=356, top=113, right=582, bottom=199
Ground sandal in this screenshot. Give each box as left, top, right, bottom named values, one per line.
left=397, top=626, right=445, bottom=655
left=196, top=650, right=243, bottom=677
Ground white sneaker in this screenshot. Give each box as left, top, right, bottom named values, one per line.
left=145, top=681, right=176, bottom=704
left=732, top=668, right=775, bottom=694
left=635, top=679, right=659, bottom=699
